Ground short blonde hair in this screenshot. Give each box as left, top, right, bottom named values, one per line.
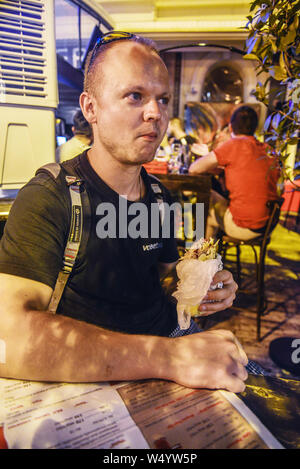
left=83, top=35, right=159, bottom=95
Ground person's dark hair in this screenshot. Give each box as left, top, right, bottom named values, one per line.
left=230, top=105, right=258, bottom=135
left=73, top=110, right=92, bottom=137
left=84, top=34, right=159, bottom=94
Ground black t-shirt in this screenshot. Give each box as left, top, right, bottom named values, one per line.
left=0, top=152, right=179, bottom=336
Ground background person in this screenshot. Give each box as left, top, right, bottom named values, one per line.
left=56, top=109, right=93, bottom=162
left=189, top=105, right=280, bottom=240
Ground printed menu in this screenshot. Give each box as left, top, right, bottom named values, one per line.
left=0, top=377, right=283, bottom=449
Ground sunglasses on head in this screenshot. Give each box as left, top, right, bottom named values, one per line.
left=87, top=31, right=137, bottom=74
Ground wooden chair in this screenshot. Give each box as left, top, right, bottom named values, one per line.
left=219, top=198, right=284, bottom=341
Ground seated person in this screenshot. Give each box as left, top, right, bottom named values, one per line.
left=0, top=34, right=249, bottom=393
left=185, top=102, right=230, bottom=198
left=56, top=110, right=93, bottom=162
left=189, top=105, right=280, bottom=240
left=184, top=102, right=231, bottom=153
left=167, top=117, right=197, bottom=147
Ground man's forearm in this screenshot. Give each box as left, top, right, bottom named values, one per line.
left=0, top=308, right=169, bottom=383
left=0, top=307, right=249, bottom=393
left=188, top=151, right=218, bottom=175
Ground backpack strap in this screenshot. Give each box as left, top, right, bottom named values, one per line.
left=35, top=161, right=90, bottom=314
left=148, top=174, right=166, bottom=225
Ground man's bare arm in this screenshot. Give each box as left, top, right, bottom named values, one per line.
left=188, top=151, right=218, bottom=175
left=0, top=273, right=168, bottom=383
left=0, top=273, right=248, bottom=393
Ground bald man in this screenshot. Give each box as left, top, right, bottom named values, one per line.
left=0, top=33, right=248, bottom=393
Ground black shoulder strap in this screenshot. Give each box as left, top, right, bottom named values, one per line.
left=148, top=174, right=166, bottom=225
left=35, top=161, right=91, bottom=314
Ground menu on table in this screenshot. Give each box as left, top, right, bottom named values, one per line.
left=0, top=377, right=284, bottom=449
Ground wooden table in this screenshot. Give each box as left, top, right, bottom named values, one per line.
left=153, top=173, right=212, bottom=243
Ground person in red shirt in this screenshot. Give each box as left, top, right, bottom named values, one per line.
left=189, top=105, right=280, bottom=240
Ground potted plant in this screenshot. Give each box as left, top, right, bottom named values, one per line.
left=244, top=0, right=300, bottom=188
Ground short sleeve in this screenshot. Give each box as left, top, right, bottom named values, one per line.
left=0, top=176, right=70, bottom=289
left=213, top=139, right=233, bottom=166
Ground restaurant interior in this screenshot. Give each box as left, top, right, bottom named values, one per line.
left=0, top=0, right=299, bottom=450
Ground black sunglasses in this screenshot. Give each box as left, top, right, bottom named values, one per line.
left=87, top=31, right=137, bottom=74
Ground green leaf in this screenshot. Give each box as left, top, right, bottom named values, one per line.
left=250, top=0, right=263, bottom=12
left=280, top=29, right=297, bottom=49
left=260, top=11, right=271, bottom=23
left=270, top=38, right=277, bottom=53
left=272, top=113, right=282, bottom=129
left=291, top=14, right=299, bottom=31
left=279, top=52, right=288, bottom=76
left=264, top=114, right=273, bottom=131
left=269, top=65, right=288, bottom=81
left=243, top=53, right=260, bottom=61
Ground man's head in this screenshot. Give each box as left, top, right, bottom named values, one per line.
left=230, top=105, right=258, bottom=136
left=80, top=32, right=170, bottom=166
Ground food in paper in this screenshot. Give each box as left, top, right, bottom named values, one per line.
left=172, top=238, right=223, bottom=330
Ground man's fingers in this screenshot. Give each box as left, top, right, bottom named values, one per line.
left=232, top=336, right=248, bottom=366
left=198, top=292, right=236, bottom=313
left=203, top=286, right=236, bottom=302
left=212, top=269, right=237, bottom=287
left=232, top=360, right=248, bottom=381
left=207, top=329, right=249, bottom=366
left=221, top=374, right=247, bottom=394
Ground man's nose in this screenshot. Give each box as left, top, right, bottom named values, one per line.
left=143, top=99, right=161, bottom=121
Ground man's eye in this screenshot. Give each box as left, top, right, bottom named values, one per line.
left=159, top=97, right=169, bottom=105
left=129, top=92, right=142, bottom=101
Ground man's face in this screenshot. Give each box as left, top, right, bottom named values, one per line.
left=89, top=41, right=170, bottom=165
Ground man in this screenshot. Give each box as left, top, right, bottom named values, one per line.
left=0, top=33, right=247, bottom=393
left=56, top=109, right=93, bottom=162
left=189, top=105, right=280, bottom=240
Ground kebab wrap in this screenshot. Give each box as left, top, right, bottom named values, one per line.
left=172, top=238, right=223, bottom=330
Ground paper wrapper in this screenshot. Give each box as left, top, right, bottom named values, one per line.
left=172, top=251, right=223, bottom=330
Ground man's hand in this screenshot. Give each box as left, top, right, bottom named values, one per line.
left=198, top=269, right=238, bottom=316
left=164, top=329, right=248, bottom=393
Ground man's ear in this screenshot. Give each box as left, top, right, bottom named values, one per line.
left=79, top=92, right=97, bottom=125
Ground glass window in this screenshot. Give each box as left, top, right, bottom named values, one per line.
left=80, top=9, right=99, bottom=64
left=55, top=0, right=79, bottom=68
left=202, top=65, right=243, bottom=103
left=54, top=0, right=99, bottom=69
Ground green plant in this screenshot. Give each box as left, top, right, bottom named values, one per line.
left=244, top=0, right=300, bottom=187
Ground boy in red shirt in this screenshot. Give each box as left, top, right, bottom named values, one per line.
left=189, top=105, right=280, bottom=240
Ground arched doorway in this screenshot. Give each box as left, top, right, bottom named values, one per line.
left=202, top=64, right=243, bottom=103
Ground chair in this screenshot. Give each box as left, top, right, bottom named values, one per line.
left=218, top=198, right=284, bottom=341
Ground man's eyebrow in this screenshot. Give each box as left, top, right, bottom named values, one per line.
left=121, top=85, right=171, bottom=96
